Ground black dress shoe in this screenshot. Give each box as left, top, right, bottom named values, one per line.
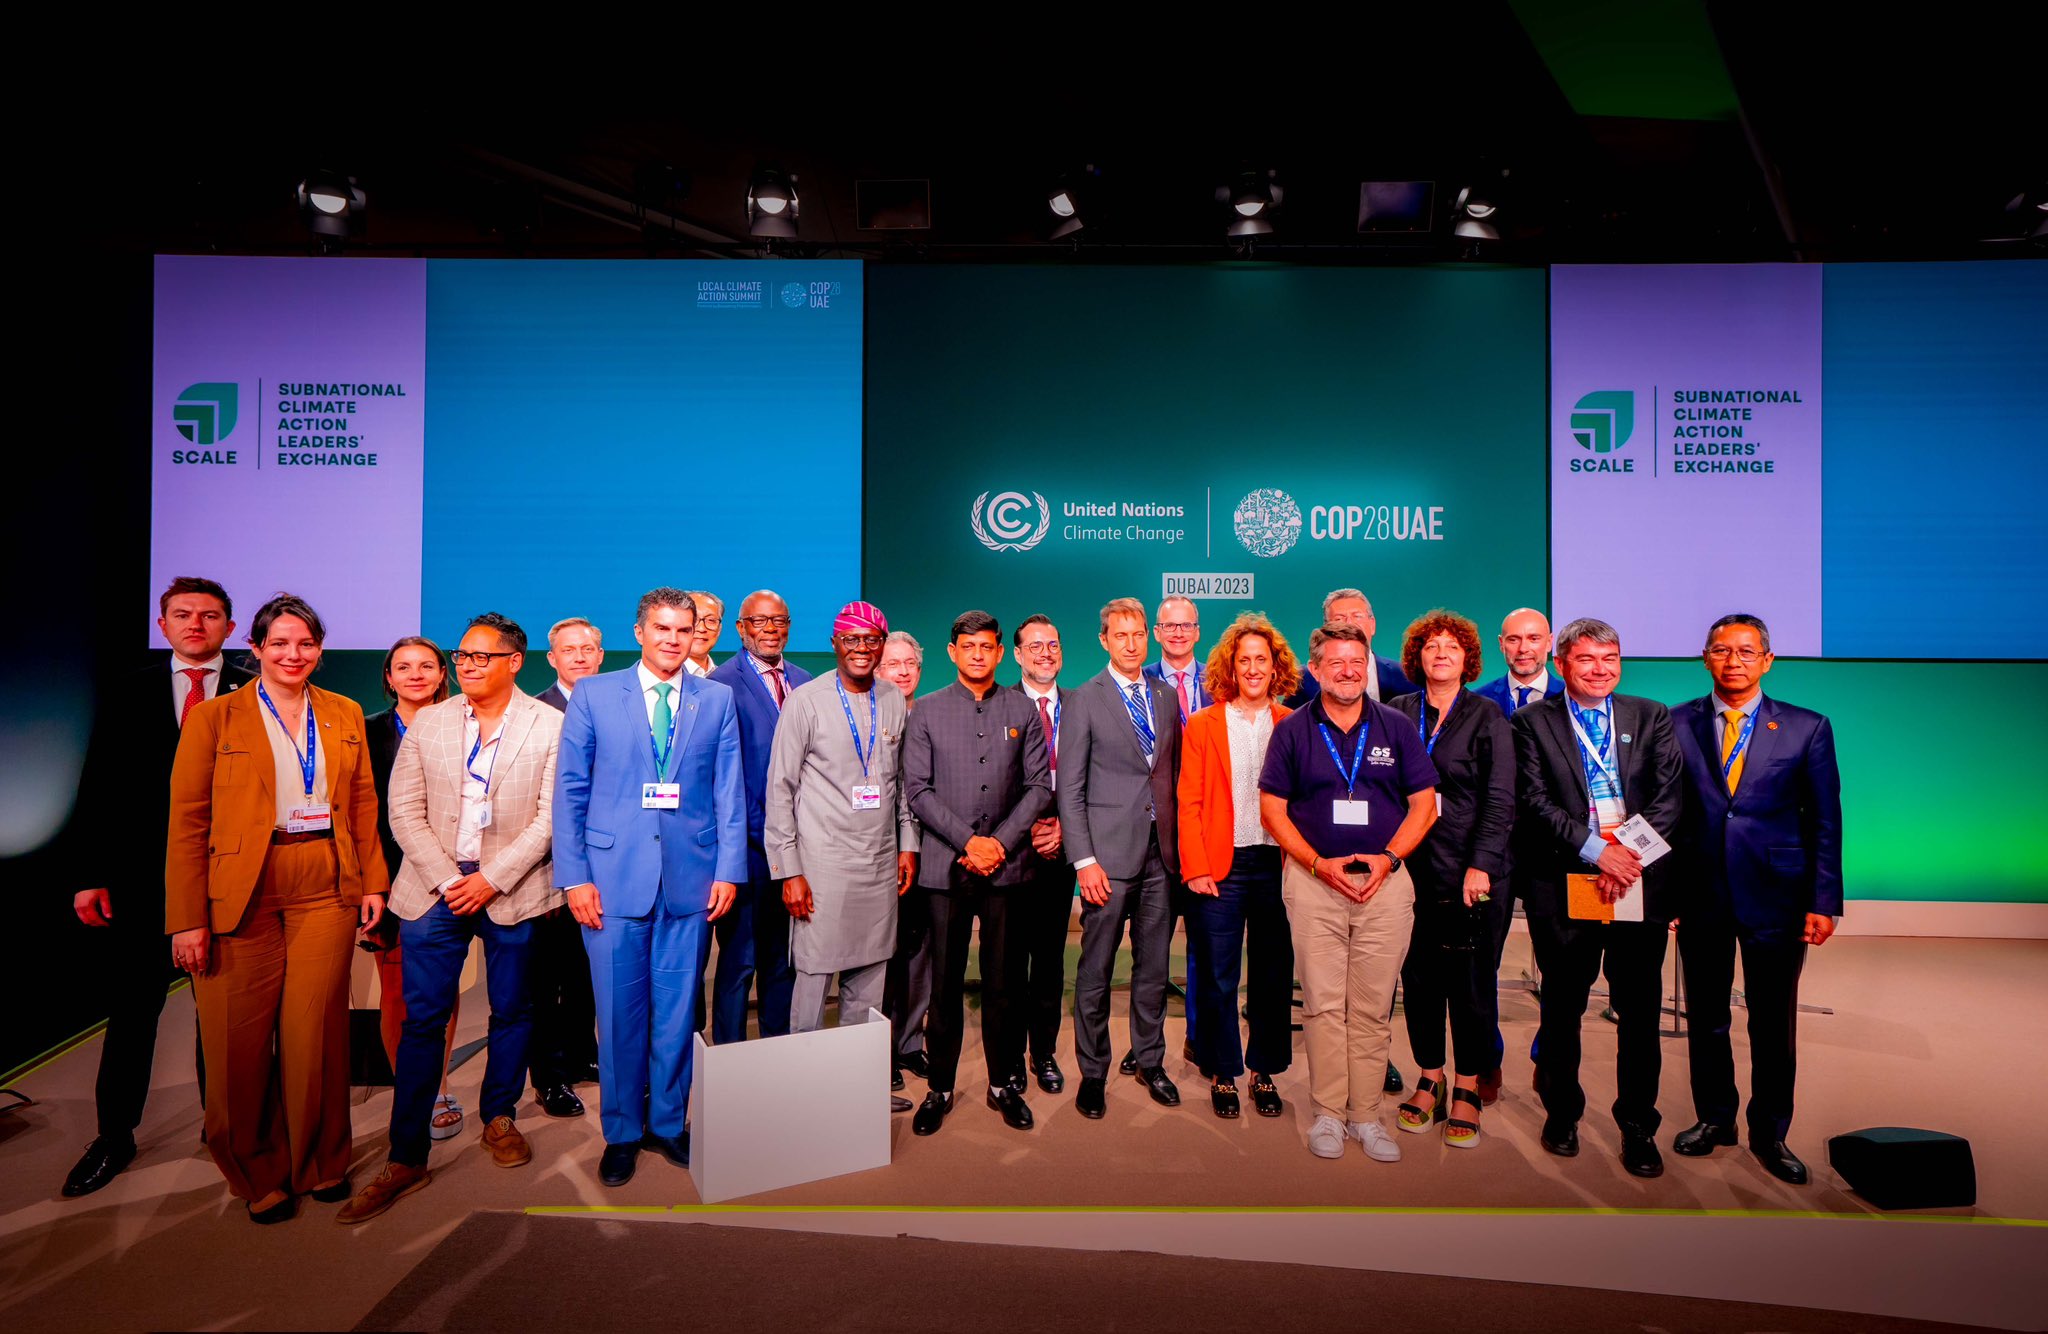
left=1621, top=1134, right=1665, bottom=1178
left=1384, top=1063, right=1404, bottom=1094
left=1004, top=1069, right=1028, bottom=1097
left=912, top=1091, right=954, bottom=1136
left=1033, top=1057, right=1064, bottom=1094
left=987, top=1086, right=1034, bottom=1131
left=1752, top=1139, right=1810, bottom=1185
left=1138, top=1066, right=1181, bottom=1107
left=62, top=1136, right=137, bottom=1198
left=1210, top=1082, right=1241, bottom=1119
left=892, top=1068, right=905, bottom=1091
left=1540, top=1121, right=1580, bottom=1157
left=574, top=1064, right=601, bottom=1085
left=1672, top=1120, right=1737, bottom=1157
left=599, top=1143, right=640, bottom=1187
left=1249, top=1074, right=1284, bottom=1118
left=897, top=1050, right=931, bottom=1080
left=309, top=1178, right=352, bottom=1203
left=891, top=1095, right=913, bottom=1113
left=1075, top=1077, right=1107, bottom=1119
left=642, top=1130, right=690, bottom=1168
left=537, top=1084, right=587, bottom=1118
left=247, top=1195, right=296, bottom=1224
left=1119, top=1050, right=1138, bottom=1076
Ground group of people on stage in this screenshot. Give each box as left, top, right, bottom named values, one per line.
left=61, top=575, right=1842, bottom=1225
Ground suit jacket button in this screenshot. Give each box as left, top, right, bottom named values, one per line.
left=981, top=785, right=989, bottom=793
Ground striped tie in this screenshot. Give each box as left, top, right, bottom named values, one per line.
left=1122, top=682, right=1156, bottom=760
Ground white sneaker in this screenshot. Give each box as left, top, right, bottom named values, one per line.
left=1308, top=1115, right=1347, bottom=1159
left=1350, top=1120, right=1402, bottom=1162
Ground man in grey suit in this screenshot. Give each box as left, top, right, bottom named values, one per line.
left=901, top=611, right=1052, bottom=1136
left=1058, top=596, right=1185, bottom=1119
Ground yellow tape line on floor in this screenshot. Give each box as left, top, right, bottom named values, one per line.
left=523, top=1204, right=2044, bottom=1226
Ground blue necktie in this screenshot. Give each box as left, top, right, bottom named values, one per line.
left=1515, top=685, right=1533, bottom=711
left=1122, top=682, right=1156, bottom=759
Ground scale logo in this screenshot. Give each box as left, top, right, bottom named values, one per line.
left=1232, top=487, right=1303, bottom=557
left=173, top=382, right=239, bottom=445
left=970, top=490, right=1051, bottom=552
left=1569, top=390, right=1635, bottom=455
left=780, top=282, right=808, bottom=308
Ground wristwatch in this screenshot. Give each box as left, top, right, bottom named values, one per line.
left=1381, top=850, right=1403, bottom=872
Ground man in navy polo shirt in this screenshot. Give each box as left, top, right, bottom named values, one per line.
left=1259, top=623, right=1438, bottom=1163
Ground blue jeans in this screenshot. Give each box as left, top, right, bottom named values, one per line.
left=1186, top=846, right=1294, bottom=1079
left=389, top=899, right=536, bottom=1168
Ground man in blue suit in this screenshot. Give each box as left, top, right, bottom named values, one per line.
left=555, top=587, right=746, bottom=1187
left=1473, top=608, right=1566, bottom=719
left=1284, top=588, right=1416, bottom=708
left=1671, top=613, right=1842, bottom=1186
left=707, top=590, right=811, bottom=1041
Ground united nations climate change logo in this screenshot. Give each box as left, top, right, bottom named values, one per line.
left=1233, top=488, right=1302, bottom=557
left=173, top=382, right=239, bottom=445
left=780, top=282, right=808, bottom=309
left=971, top=490, right=1051, bottom=553
left=1570, top=390, right=1635, bottom=454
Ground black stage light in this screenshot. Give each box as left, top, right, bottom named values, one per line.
left=1223, top=170, right=1279, bottom=238
left=297, top=170, right=365, bottom=240
left=1047, top=176, right=1085, bottom=240
left=748, top=165, right=799, bottom=239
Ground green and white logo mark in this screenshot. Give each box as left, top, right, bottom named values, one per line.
left=173, top=383, right=239, bottom=445
left=1570, top=390, right=1634, bottom=454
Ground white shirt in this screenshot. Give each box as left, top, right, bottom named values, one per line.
left=1226, top=704, right=1277, bottom=848
left=1157, top=658, right=1202, bottom=720
left=256, top=689, right=327, bottom=827
left=636, top=661, right=685, bottom=730
left=452, top=700, right=503, bottom=869
left=1365, top=652, right=1382, bottom=703
left=684, top=657, right=713, bottom=678
left=552, top=677, right=577, bottom=699
left=170, top=652, right=226, bottom=724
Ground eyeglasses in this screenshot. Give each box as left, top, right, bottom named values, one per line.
left=1157, top=622, right=1198, bottom=633
left=450, top=649, right=518, bottom=666
left=740, top=615, right=791, bottom=629
left=1018, top=641, right=1060, bottom=657
left=837, top=634, right=885, bottom=650
left=1705, top=646, right=1764, bottom=663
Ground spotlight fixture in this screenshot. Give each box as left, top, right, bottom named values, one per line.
left=1046, top=173, right=1087, bottom=240
left=1452, top=184, right=1500, bottom=241
left=747, top=165, right=799, bottom=239
left=1220, top=170, right=1280, bottom=238
left=296, top=170, right=365, bottom=239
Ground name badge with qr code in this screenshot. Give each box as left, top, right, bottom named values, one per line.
left=1332, top=799, right=1371, bottom=826
left=282, top=803, right=332, bottom=834
left=1612, top=814, right=1670, bottom=866
left=642, top=783, right=681, bottom=810
left=850, top=784, right=882, bottom=811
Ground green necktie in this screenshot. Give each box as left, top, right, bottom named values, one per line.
left=653, top=681, right=676, bottom=774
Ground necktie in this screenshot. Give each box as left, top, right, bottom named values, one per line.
left=179, top=668, right=210, bottom=726
left=768, top=666, right=786, bottom=707
left=1123, top=682, right=1156, bottom=760
left=1176, top=670, right=1193, bottom=722
left=652, top=681, right=675, bottom=773
left=1721, top=708, right=1748, bottom=795
left=1583, top=705, right=1608, bottom=754
left=1514, top=685, right=1532, bottom=712
left=1036, top=695, right=1057, bottom=769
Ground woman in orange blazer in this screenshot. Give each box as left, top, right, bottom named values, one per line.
left=167, top=593, right=388, bottom=1223
left=1176, top=612, right=1300, bottom=1121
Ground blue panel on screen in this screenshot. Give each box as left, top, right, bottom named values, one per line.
left=1822, top=263, right=2048, bottom=659
left=421, top=261, right=863, bottom=652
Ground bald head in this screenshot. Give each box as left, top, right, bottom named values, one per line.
left=1499, top=608, right=1553, bottom=682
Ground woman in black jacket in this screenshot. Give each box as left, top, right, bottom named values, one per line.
left=1388, top=611, right=1515, bottom=1148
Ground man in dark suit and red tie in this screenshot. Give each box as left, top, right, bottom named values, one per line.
left=62, top=576, right=253, bottom=1198
left=1670, top=613, right=1843, bottom=1185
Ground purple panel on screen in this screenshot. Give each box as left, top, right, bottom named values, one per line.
left=150, top=256, right=425, bottom=649
left=1550, top=264, right=1823, bottom=658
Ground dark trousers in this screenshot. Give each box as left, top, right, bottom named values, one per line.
left=883, top=883, right=934, bottom=1061
left=91, top=902, right=193, bottom=1140
left=923, top=883, right=1024, bottom=1092
left=709, top=876, right=796, bottom=1042
left=1527, top=913, right=1668, bottom=1135
left=1486, top=883, right=1516, bottom=1070
left=526, top=906, right=596, bottom=1088
left=1186, top=847, right=1293, bottom=1079
left=1073, top=833, right=1171, bottom=1080
left=389, top=900, right=535, bottom=1168
left=1679, top=912, right=1807, bottom=1140
left=1015, top=861, right=1075, bottom=1066
left=1401, top=895, right=1498, bottom=1077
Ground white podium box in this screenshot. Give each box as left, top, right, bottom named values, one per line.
left=687, top=1009, right=893, bottom=1203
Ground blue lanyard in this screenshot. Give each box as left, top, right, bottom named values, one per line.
left=1567, top=698, right=1620, bottom=786
left=1720, top=707, right=1758, bottom=781
left=1316, top=712, right=1369, bottom=797
left=466, top=715, right=503, bottom=793
left=394, top=714, right=408, bottom=740
left=835, top=675, right=879, bottom=779
left=257, top=683, right=317, bottom=799
left=1419, top=693, right=1459, bottom=755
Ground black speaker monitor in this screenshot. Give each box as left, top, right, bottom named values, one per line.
left=1827, top=1126, right=1976, bottom=1210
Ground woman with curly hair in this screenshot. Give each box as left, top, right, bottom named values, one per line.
left=1387, top=610, right=1515, bottom=1148
left=1176, top=612, right=1302, bottom=1120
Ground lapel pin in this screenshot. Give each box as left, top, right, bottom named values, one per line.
left=1619, top=733, right=1631, bottom=744
left=1766, top=720, right=1779, bottom=730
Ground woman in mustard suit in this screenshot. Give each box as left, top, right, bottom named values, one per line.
left=167, top=593, right=388, bottom=1222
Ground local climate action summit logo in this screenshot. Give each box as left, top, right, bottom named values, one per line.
left=971, top=490, right=1051, bottom=552
left=1233, top=488, right=1303, bottom=557
left=780, top=282, right=808, bottom=309
left=173, top=382, right=239, bottom=445
left=1569, top=390, right=1635, bottom=455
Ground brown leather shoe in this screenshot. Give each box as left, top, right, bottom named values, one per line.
left=336, top=1162, right=430, bottom=1225
left=481, top=1115, right=532, bottom=1168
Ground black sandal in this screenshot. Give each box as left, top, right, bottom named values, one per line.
left=1211, top=1080, right=1241, bottom=1119
left=1396, top=1075, right=1448, bottom=1135
left=1444, top=1086, right=1484, bottom=1149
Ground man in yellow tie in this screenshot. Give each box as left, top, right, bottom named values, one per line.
left=1670, top=614, right=1844, bottom=1186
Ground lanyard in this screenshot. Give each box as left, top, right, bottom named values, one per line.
left=1720, top=707, right=1759, bottom=781
left=1316, top=711, right=1369, bottom=797
left=466, top=715, right=504, bottom=793
left=394, top=714, right=408, bottom=740
left=1032, top=691, right=1061, bottom=764
left=836, top=675, right=879, bottom=779
left=1567, top=698, right=1621, bottom=788
left=257, top=683, right=317, bottom=799
left=1419, top=692, right=1459, bottom=755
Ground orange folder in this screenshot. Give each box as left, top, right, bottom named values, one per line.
left=1567, top=873, right=1614, bottom=923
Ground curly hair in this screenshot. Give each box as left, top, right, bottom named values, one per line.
left=1400, top=609, right=1484, bottom=687
left=1204, top=613, right=1302, bottom=703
